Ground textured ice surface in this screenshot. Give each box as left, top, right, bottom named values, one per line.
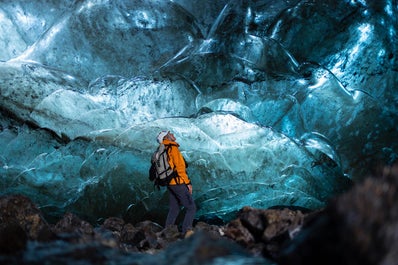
left=0, top=0, right=397, bottom=223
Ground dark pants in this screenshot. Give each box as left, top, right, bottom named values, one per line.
left=165, top=184, right=196, bottom=234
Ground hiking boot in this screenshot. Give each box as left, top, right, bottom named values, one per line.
left=184, top=229, right=194, bottom=239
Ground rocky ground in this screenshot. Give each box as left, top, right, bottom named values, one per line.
left=1, top=162, right=397, bottom=265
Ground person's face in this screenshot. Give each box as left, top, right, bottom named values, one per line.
left=166, top=131, right=176, bottom=141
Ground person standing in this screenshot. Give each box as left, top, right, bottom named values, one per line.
left=156, top=130, right=196, bottom=238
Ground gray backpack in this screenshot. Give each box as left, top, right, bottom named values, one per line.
left=149, top=144, right=177, bottom=189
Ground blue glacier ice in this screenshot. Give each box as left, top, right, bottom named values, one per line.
left=0, top=0, right=397, bottom=225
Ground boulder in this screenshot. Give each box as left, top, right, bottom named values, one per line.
left=0, top=194, right=54, bottom=242
left=278, top=162, right=398, bottom=265
left=223, top=206, right=312, bottom=259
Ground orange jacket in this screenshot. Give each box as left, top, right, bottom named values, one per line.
left=162, top=139, right=190, bottom=185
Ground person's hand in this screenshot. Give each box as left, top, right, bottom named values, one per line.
left=187, top=184, right=192, bottom=194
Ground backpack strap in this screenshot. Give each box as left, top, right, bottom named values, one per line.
left=164, top=143, right=182, bottom=185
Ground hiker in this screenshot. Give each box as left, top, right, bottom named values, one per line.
left=156, top=130, right=196, bottom=238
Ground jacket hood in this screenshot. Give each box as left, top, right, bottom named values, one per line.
left=163, top=139, right=179, bottom=147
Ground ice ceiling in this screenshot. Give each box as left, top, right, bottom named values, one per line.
left=0, top=0, right=397, bottom=223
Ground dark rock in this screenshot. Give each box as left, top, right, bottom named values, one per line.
left=223, top=218, right=256, bottom=246
left=120, top=223, right=146, bottom=246
left=135, top=221, right=165, bottom=250
left=194, top=221, right=223, bottom=239
left=52, top=212, right=127, bottom=253
left=117, top=220, right=175, bottom=252
left=92, top=226, right=122, bottom=250
left=101, top=217, right=125, bottom=232
left=223, top=206, right=308, bottom=258
left=157, top=224, right=181, bottom=240
left=278, top=163, right=398, bottom=265
left=0, top=194, right=54, bottom=241
left=136, top=220, right=164, bottom=233
left=0, top=222, right=27, bottom=254
left=53, top=212, right=94, bottom=236
left=161, top=230, right=265, bottom=265
left=155, top=224, right=181, bottom=250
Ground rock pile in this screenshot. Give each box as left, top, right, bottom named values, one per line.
left=1, top=163, right=397, bottom=265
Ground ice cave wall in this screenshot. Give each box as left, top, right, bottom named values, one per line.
left=0, top=0, right=397, bottom=223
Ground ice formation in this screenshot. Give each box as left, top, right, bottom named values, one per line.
left=0, top=0, right=397, bottom=223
